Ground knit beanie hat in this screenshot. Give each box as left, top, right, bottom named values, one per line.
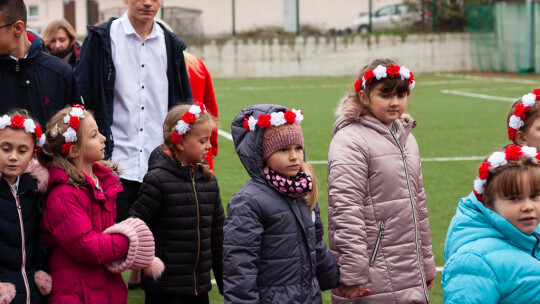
left=262, top=123, right=304, bottom=161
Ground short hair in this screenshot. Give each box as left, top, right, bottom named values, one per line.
left=40, top=19, right=77, bottom=47
left=0, top=0, right=27, bottom=25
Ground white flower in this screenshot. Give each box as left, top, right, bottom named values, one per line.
left=63, top=127, right=78, bottom=143
left=291, top=109, right=303, bottom=123
left=270, top=112, right=286, bottom=127
left=522, top=93, right=536, bottom=107
left=522, top=146, right=537, bottom=158
left=69, top=107, right=85, bottom=118
left=508, top=115, right=524, bottom=130
left=361, top=76, right=367, bottom=89
left=175, top=120, right=190, bottom=135
left=487, top=151, right=507, bottom=169
left=63, top=114, right=71, bottom=124
left=248, top=116, right=257, bottom=131
left=373, top=65, right=387, bottom=80
left=399, top=66, right=411, bottom=81
left=23, top=119, right=36, bottom=134
left=50, top=124, right=59, bottom=138
left=189, top=105, right=202, bottom=117
left=0, top=115, right=10, bottom=129
left=408, top=80, right=415, bottom=92
left=37, top=134, right=46, bottom=147
left=474, top=178, right=485, bottom=194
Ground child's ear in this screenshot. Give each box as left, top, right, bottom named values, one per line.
left=359, top=90, right=370, bottom=107
left=515, top=131, right=528, bottom=146
left=175, top=141, right=185, bottom=152
left=68, top=144, right=79, bottom=159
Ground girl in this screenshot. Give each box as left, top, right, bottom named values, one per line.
left=327, top=59, right=436, bottom=303
left=223, top=104, right=340, bottom=303
left=506, top=88, right=540, bottom=148
left=442, top=145, right=540, bottom=302
left=129, top=104, right=225, bottom=304
left=38, top=105, right=162, bottom=304
left=0, top=109, right=50, bottom=304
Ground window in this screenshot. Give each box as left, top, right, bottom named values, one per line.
left=27, top=5, right=38, bottom=20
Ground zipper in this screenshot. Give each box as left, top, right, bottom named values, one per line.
left=190, top=170, right=201, bottom=296
left=389, top=128, right=429, bottom=303
left=370, top=220, right=386, bottom=266
left=532, top=234, right=539, bottom=260
left=15, top=60, right=20, bottom=72
left=9, top=186, right=30, bottom=304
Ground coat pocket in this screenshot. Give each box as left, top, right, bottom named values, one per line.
left=369, top=220, right=386, bottom=266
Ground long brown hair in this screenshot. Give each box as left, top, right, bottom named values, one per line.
left=162, top=105, right=218, bottom=180
left=40, top=19, right=76, bottom=48
left=301, top=162, right=318, bottom=211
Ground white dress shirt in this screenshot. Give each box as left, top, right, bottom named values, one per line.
left=110, top=12, right=168, bottom=182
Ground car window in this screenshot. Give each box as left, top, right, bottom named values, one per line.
left=396, top=5, right=409, bottom=15
left=376, top=5, right=396, bottom=17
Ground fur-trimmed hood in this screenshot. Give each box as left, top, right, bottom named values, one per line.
left=0, top=159, right=49, bottom=194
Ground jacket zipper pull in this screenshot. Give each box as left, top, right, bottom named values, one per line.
left=15, top=60, right=19, bottom=72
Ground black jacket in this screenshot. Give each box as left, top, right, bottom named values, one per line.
left=0, top=33, right=76, bottom=126
left=0, top=165, right=48, bottom=304
left=75, top=18, right=193, bottom=159
left=129, top=146, right=224, bottom=296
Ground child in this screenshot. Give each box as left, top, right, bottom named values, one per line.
left=0, top=109, right=50, bottom=304
left=327, top=58, right=436, bottom=303
left=506, top=88, right=540, bottom=148
left=37, top=105, right=163, bottom=304
left=442, top=145, right=540, bottom=302
left=129, top=104, right=225, bottom=304
left=223, top=104, right=340, bottom=303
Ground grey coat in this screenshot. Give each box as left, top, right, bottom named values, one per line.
left=223, top=104, right=339, bottom=304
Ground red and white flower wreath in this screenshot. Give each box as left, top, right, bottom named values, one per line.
left=60, top=104, right=86, bottom=155
left=0, top=114, right=46, bottom=152
left=243, top=108, right=303, bottom=131
left=473, top=145, right=540, bottom=201
left=507, top=88, right=540, bottom=140
left=354, top=64, right=415, bottom=94
left=170, top=104, right=207, bottom=144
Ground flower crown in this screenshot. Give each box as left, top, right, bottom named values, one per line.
left=0, top=114, right=46, bottom=152
left=170, top=104, right=207, bottom=144
left=243, top=109, right=303, bottom=132
left=354, top=64, right=415, bottom=94
left=473, top=145, right=540, bottom=201
left=60, top=104, right=86, bottom=155
left=507, top=88, right=540, bottom=140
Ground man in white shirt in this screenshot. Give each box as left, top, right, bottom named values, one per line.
left=75, top=0, right=193, bottom=288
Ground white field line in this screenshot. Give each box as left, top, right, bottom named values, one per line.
left=218, top=129, right=233, bottom=141
left=441, top=90, right=516, bottom=102
left=435, top=73, right=540, bottom=85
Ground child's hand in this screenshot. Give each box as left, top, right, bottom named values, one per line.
left=338, top=284, right=371, bottom=299
left=426, top=279, right=435, bottom=290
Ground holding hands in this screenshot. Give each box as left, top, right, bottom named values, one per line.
left=338, top=284, right=371, bottom=299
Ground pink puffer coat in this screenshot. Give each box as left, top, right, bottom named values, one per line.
left=40, top=163, right=129, bottom=304
left=327, top=96, right=436, bottom=303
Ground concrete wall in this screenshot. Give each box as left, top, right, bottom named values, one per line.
left=185, top=33, right=472, bottom=78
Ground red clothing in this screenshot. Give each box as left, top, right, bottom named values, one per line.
left=187, top=56, right=218, bottom=170
left=41, top=163, right=129, bottom=304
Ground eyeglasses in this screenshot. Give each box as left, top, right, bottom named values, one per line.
left=0, top=21, right=15, bottom=29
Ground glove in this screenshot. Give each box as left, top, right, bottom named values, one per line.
left=103, top=218, right=165, bottom=279
left=0, top=282, right=15, bottom=304
left=34, top=270, right=52, bottom=295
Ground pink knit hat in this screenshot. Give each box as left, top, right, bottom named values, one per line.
left=262, top=123, right=304, bottom=161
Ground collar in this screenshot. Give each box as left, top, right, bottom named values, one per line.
left=119, top=12, right=164, bottom=40
left=9, top=176, right=20, bottom=194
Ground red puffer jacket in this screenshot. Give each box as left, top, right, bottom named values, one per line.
left=40, top=163, right=129, bottom=304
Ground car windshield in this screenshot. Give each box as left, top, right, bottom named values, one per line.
left=376, top=5, right=396, bottom=17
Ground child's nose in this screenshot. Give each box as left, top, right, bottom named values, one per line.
left=523, top=199, right=536, bottom=211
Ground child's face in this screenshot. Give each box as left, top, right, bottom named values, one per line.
left=79, top=115, right=106, bottom=164
left=123, top=0, right=162, bottom=25
left=519, top=118, right=540, bottom=150
left=176, top=123, right=212, bottom=166
left=266, top=144, right=304, bottom=179
left=491, top=173, right=540, bottom=235
left=361, top=83, right=408, bottom=127
left=0, top=128, right=34, bottom=185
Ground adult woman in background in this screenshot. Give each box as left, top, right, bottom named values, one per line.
left=40, top=19, right=80, bottom=69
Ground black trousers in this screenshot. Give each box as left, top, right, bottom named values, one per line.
left=144, top=293, right=210, bottom=304
left=115, top=178, right=141, bottom=223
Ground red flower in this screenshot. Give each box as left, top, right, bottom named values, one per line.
left=364, top=69, right=374, bottom=83
left=354, top=80, right=362, bottom=92
left=243, top=117, right=250, bottom=131
left=257, top=114, right=272, bottom=129
left=199, top=104, right=206, bottom=112
left=386, top=65, right=400, bottom=78
left=508, top=128, right=517, bottom=140
left=10, top=115, right=24, bottom=129
left=34, top=125, right=42, bottom=139
left=505, top=144, right=523, bottom=161
left=170, top=132, right=183, bottom=144
left=72, top=104, right=86, bottom=111
left=513, top=103, right=529, bottom=119
left=408, top=72, right=415, bottom=85
left=536, top=153, right=540, bottom=163
left=478, top=161, right=490, bottom=180
left=69, top=117, right=81, bottom=131
left=473, top=190, right=483, bottom=202
left=35, top=146, right=42, bottom=153
left=182, top=112, right=196, bottom=124
left=61, top=142, right=72, bottom=155
left=284, top=110, right=296, bottom=124
left=533, top=88, right=540, bottom=100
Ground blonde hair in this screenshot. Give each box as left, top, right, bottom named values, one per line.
left=40, top=19, right=76, bottom=48
left=162, top=105, right=218, bottom=180
left=301, top=162, right=318, bottom=211
left=184, top=51, right=203, bottom=78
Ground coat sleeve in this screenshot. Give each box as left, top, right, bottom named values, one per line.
left=313, top=204, right=340, bottom=290
left=223, top=193, right=263, bottom=304
left=202, top=61, right=219, bottom=158
left=211, top=182, right=225, bottom=295
left=442, top=253, right=500, bottom=303
left=42, top=193, right=129, bottom=265
left=327, top=131, right=370, bottom=286
left=416, top=165, right=437, bottom=282
left=74, top=32, right=99, bottom=111
left=128, top=173, right=163, bottom=224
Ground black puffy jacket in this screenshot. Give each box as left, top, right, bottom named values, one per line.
left=129, top=145, right=224, bottom=296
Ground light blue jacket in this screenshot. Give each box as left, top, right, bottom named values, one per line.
left=442, top=191, right=540, bottom=303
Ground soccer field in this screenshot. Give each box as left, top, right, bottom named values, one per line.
left=126, top=72, right=540, bottom=303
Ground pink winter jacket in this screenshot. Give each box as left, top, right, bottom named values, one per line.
left=327, top=97, right=436, bottom=303
left=40, top=163, right=129, bottom=304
